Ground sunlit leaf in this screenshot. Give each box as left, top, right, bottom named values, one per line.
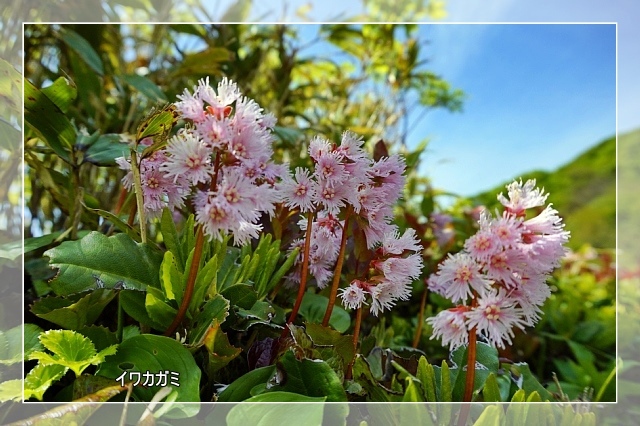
left=97, top=334, right=201, bottom=402
left=45, top=232, right=163, bottom=295
left=225, top=392, right=325, bottom=426
left=59, top=28, right=104, bottom=75
left=30, top=289, right=117, bottom=330
left=29, top=329, right=118, bottom=377
left=298, top=292, right=351, bottom=333
left=120, top=74, right=167, bottom=102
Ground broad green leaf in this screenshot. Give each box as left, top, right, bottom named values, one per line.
left=217, top=365, right=277, bottom=402
left=29, top=329, right=118, bottom=377
left=145, top=286, right=178, bottom=330
left=482, top=373, right=502, bottom=402
left=451, top=342, right=500, bottom=401
left=266, top=350, right=348, bottom=402
left=231, top=300, right=276, bottom=331
left=189, top=294, right=230, bottom=345
left=225, top=392, right=325, bottom=426
left=305, top=322, right=355, bottom=369
left=203, top=319, right=242, bottom=376
left=24, top=363, right=68, bottom=401
left=0, top=116, right=20, bottom=150
left=45, top=231, right=163, bottom=295
left=135, top=103, right=178, bottom=150
left=120, top=74, right=167, bottom=102
left=25, top=78, right=74, bottom=162
left=81, top=133, right=129, bottom=166
left=0, top=324, right=42, bottom=365
left=0, top=58, right=21, bottom=116
left=298, top=292, right=351, bottom=333
left=509, top=362, right=554, bottom=401
left=76, top=325, right=118, bottom=352
left=221, top=284, right=258, bottom=310
left=59, top=28, right=104, bottom=75
left=41, top=76, right=77, bottom=113
left=98, top=334, right=201, bottom=402
left=473, top=405, right=504, bottom=426
left=0, top=379, right=24, bottom=402
left=30, top=289, right=117, bottom=330
left=120, top=289, right=166, bottom=331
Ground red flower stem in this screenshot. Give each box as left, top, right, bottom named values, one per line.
left=163, top=151, right=221, bottom=337
left=345, top=305, right=363, bottom=380
left=412, top=286, right=429, bottom=348
left=164, top=225, right=204, bottom=337
left=462, top=296, right=479, bottom=403
left=322, top=205, right=353, bottom=327
left=282, top=211, right=315, bottom=336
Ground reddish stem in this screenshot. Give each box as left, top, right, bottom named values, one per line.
left=412, top=286, right=428, bottom=348
left=282, top=212, right=314, bottom=335
left=322, top=205, right=352, bottom=327
left=163, top=225, right=204, bottom=336
left=345, top=306, right=363, bottom=380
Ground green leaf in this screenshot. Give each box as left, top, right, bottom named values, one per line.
left=451, top=342, right=499, bottom=401
left=76, top=325, right=118, bottom=352
left=0, top=58, right=22, bottom=116
left=298, top=292, right=351, bottom=333
left=59, top=28, right=104, bottom=75
left=29, top=329, right=118, bottom=377
left=416, top=356, right=436, bottom=402
left=72, top=374, right=122, bottom=400
left=440, top=360, right=452, bottom=402
left=135, top=103, right=178, bottom=150
left=30, top=289, right=117, bottom=330
left=203, top=319, right=242, bottom=376
left=221, top=284, right=258, bottom=310
left=45, top=231, right=163, bottom=295
left=24, top=363, right=68, bottom=401
left=120, top=289, right=165, bottom=331
left=82, top=205, right=141, bottom=242
left=171, top=47, right=230, bottom=78
left=160, top=250, right=184, bottom=303
left=232, top=300, right=276, bottom=331
left=402, top=377, right=424, bottom=402
left=120, top=74, right=167, bottom=102
left=305, top=322, right=355, bottom=369
left=97, top=334, right=200, bottom=402
left=25, top=78, right=75, bottom=162
left=509, top=363, right=554, bottom=401
left=265, top=246, right=300, bottom=298
left=41, top=76, right=77, bottom=113
left=225, top=392, right=325, bottom=425
left=189, top=294, right=230, bottom=345
left=266, top=350, right=348, bottom=402
left=0, top=379, right=24, bottom=402
left=161, top=208, right=183, bottom=267
left=217, top=365, right=277, bottom=402
left=473, top=405, right=504, bottom=426
left=482, top=373, right=502, bottom=402
left=81, top=133, right=129, bottom=166
left=145, top=286, right=178, bottom=331
left=0, top=324, right=43, bottom=365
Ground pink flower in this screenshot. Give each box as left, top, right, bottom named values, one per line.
left=279, top=167, right=318, bottom=212
left=381, top=228, right=422, bottom=256
left=377, top=253, right=423, bottom=286
left=340, top=281, right=369, bottom=310
left=498, top=179, right=548, bottom=216
left=432, top=253, right=492, bottom=304
left=465, top=289, right=527, bottom=349
left=465, top=229, right=499, bottom=262
left=161, top=131, right=212, bottom=185
left=427, top=308, right=470, bottom=350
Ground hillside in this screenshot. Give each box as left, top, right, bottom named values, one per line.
left=471, top=130, right=632, bottom=250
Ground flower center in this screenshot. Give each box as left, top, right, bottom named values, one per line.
left=224, top=188, right=240, bottom=203
left=146, top=177, right=159, bottom=189
left=295, top=184, right=307, bottom=197
left=454, top=265, right=473, bottom=283
left=485, top=305, right=501, bottom=320
left=209, top=206, right=227, bottom=221
left=322, top=187, right=335, bottom=200
left=186, top=156, right=201, bottom=169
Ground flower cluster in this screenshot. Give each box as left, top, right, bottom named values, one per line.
left=118, top=78, right=283, bottom=245
left=278, top=131, right=423, bottom=314
left=427, top=179, right=570, bottom=349
left=340, top=228, right=423, bottom=316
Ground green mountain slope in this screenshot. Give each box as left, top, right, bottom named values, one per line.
left=471, top=130, right=635, bottom=250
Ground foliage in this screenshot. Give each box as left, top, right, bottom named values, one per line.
left=12, top=20, right=615, bottom=426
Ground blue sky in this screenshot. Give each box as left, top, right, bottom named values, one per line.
left=415, top=24, right=616, bottom=199
left=203, top=0, right=636, bottom=202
